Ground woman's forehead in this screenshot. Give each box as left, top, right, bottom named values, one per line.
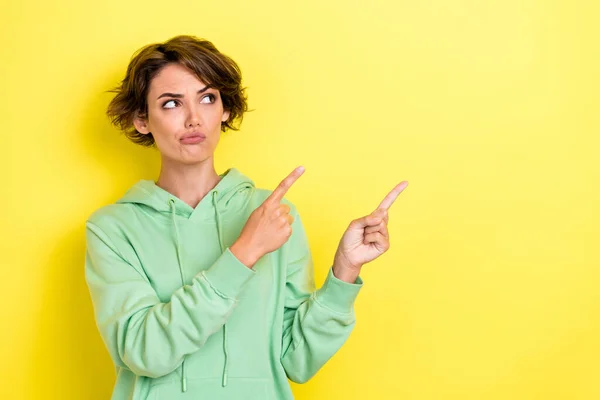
left=150, top=64, right=209, bottom=95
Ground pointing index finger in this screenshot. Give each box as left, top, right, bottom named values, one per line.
left=377, top=181, right=408, bottom=211
left=266, top=166, right=305, bottom=205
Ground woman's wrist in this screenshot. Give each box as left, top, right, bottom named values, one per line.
left=230, top=239, right=261, bottom=269
left=332, top=250, right=362, bottom=283
left=332, top=263, right=361, bottom=284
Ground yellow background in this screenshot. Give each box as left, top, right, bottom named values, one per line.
left=2, top=0, right=599, bottom=399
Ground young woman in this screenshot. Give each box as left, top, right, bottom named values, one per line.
left=85, top=35, right=408, bottom=400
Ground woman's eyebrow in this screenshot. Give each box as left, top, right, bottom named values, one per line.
left=156, top=86, right=212, bottom=100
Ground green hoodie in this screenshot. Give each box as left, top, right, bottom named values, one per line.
left=85, top=168, right=363, bottom=400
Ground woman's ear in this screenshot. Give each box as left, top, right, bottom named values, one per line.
left=221, top=109, right=230, bottom=123
left=133, top=111, right=151, bottom=134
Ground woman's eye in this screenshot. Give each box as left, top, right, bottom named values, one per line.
left=163, top=100, right=178, bottom=109
left=200, top=94, right=215, bottom=104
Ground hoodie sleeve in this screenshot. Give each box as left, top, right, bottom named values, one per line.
left=280, top=210, right=363, bottom=383
left=84, top=221, right=255, bottom=379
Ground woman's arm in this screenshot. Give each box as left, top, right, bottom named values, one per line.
left=280, top=211, right=363, bottom=383
left=85, top=221, right=255, bottom=379
left=280, top=179, right=408, bottom=382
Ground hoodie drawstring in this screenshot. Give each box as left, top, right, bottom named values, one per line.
left=212, top=191, right=230, bottom=387
left=169, top=199, right=188, bottom=393
left=168, top=193, right=230, bottom=393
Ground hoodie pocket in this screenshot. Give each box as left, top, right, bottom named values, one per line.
left=146, top=377, right=275, bottom=399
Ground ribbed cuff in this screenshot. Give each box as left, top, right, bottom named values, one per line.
left=314, top=267, right=363, bottom=313
left=202, top=247, right=256, bottom=298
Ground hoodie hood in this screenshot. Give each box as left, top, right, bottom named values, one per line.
left=116, top=167, right=255, bottom=220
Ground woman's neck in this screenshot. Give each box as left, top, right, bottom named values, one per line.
left=155, top=157, right=221, bottom=209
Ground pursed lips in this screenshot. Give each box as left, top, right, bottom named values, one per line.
left=180, top=133, right=207, bottom=144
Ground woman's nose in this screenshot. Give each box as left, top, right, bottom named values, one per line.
left=186, top=107, right=202, bottom=127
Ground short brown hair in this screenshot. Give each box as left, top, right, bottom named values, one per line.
left=106, top=35, right=248, bottom=147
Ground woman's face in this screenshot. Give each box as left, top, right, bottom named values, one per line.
left=134, top=63, right=230, bottom=165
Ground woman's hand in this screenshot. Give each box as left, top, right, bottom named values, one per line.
left=231, top=166, right=305, bottom=268
left=333, top=181, right=409, bottom=283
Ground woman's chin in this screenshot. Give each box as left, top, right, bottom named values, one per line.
left=180, top=152, right=213, bottom=166
left=161, top=151, right=212, bottom=166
